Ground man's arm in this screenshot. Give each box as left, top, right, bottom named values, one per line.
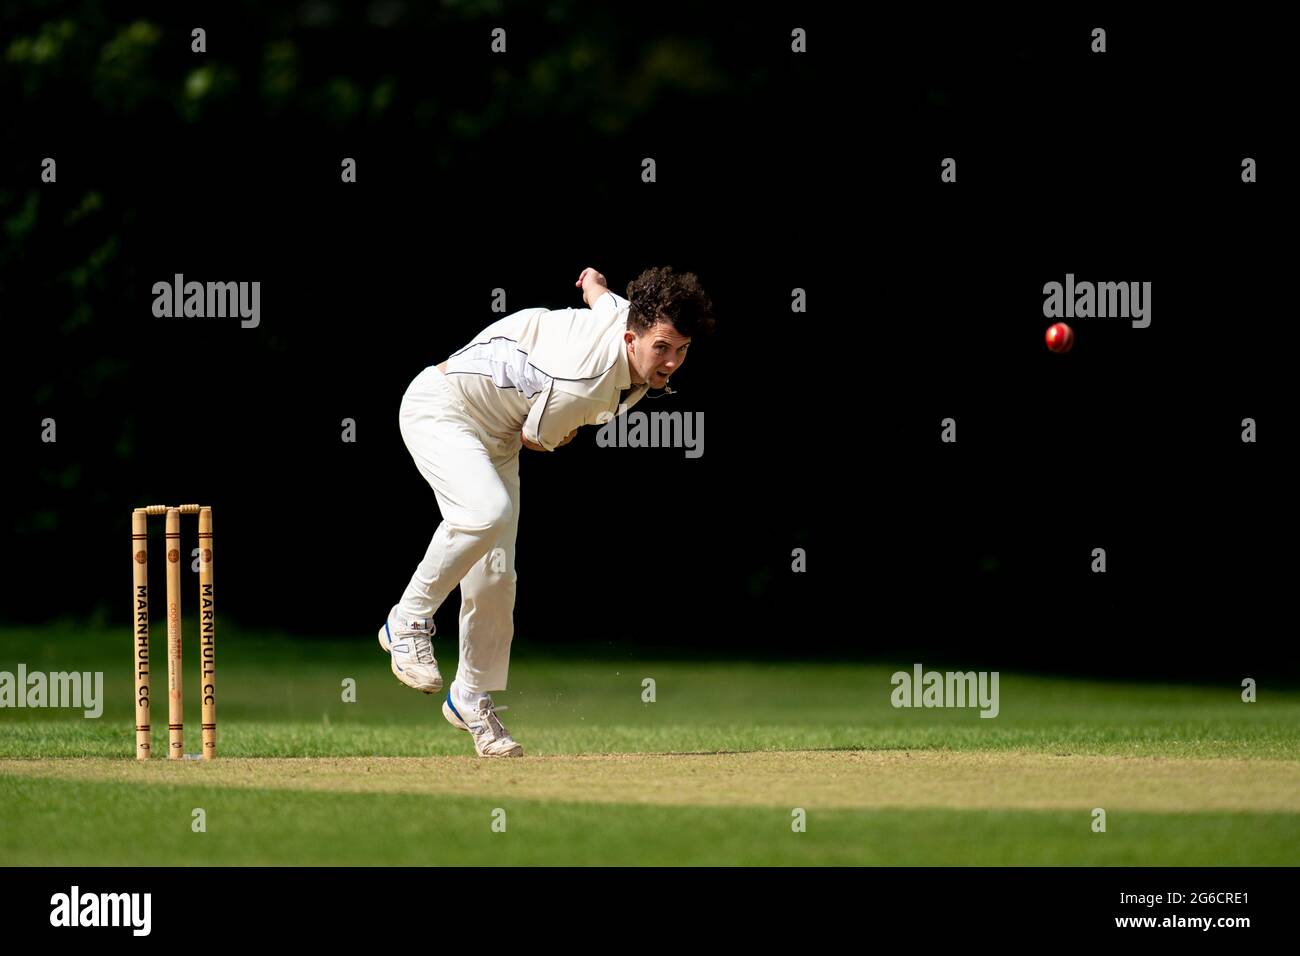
left=522, top=428, right=575, bottom=451
left=520, top=270, right=610, bottom=452
left=522, top=382, right=601, bottom=451
left=575, top=267, right=609, bottom=307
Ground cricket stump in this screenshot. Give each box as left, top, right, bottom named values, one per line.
left=198, top=506, right=217, bottom=759
left=132, top=509, right=151, bottom=759
left=166, top=507, right=183, bottom=759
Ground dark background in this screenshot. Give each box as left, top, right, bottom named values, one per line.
left=1, top=4, right=1290, bottom=678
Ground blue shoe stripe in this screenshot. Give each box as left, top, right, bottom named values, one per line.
left=447, top=696, right=464, bottom=722
left=385, top=621, right=404, bottom=670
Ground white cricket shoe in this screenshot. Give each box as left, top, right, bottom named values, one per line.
left=377, top=613, right=443, bottom=694
left=442, top=695, right=524, bottom=757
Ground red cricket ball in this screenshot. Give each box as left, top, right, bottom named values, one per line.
left=1045, top=322, right=1075, bottom=353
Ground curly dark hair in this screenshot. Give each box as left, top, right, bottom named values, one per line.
left=625, top=266, right=715, bottom=338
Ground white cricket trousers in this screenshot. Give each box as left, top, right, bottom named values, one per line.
left=394, top=365, right=520, bottom=696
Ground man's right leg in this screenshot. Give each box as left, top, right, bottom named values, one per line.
left=382, top=366, right=515, bottom=691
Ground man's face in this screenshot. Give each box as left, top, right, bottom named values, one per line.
left=627, top=321, right=691, bottom=387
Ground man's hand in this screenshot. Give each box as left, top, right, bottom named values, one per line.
left=575, top=267, right=608, bottom=307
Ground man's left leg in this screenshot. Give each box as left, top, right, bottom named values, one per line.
left=443, top=452, right=524, bottom=757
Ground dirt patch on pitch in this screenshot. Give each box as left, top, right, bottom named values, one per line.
left=2, top=750, right=1297, bottom=812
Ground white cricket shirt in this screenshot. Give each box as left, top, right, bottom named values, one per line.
left=442, top=291, right=651, bottom=451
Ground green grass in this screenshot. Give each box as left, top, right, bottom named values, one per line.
left=3, top=774, right=1296, bottom=866
left=2, top=621, right=1297, bottom=759
left=1, top=621, right=1298, bottom=865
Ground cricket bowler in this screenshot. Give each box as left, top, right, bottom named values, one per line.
left=379, top=265, right=715, bottom=756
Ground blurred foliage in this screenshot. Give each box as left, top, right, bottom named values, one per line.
left=94, top=19, right=162, bottom=113
left=1, top=0, right=749, bottom=132
left=0, top=0, right=763, bottom=344
left=261, top=39, right=299, bottom=108
left=0, top=0, right=789, bottom=622
left=4, top=190, right=40, bottom=244
left=6, top=17, right=76, bottom=65
left=62, top=189, right=102, bottom=225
